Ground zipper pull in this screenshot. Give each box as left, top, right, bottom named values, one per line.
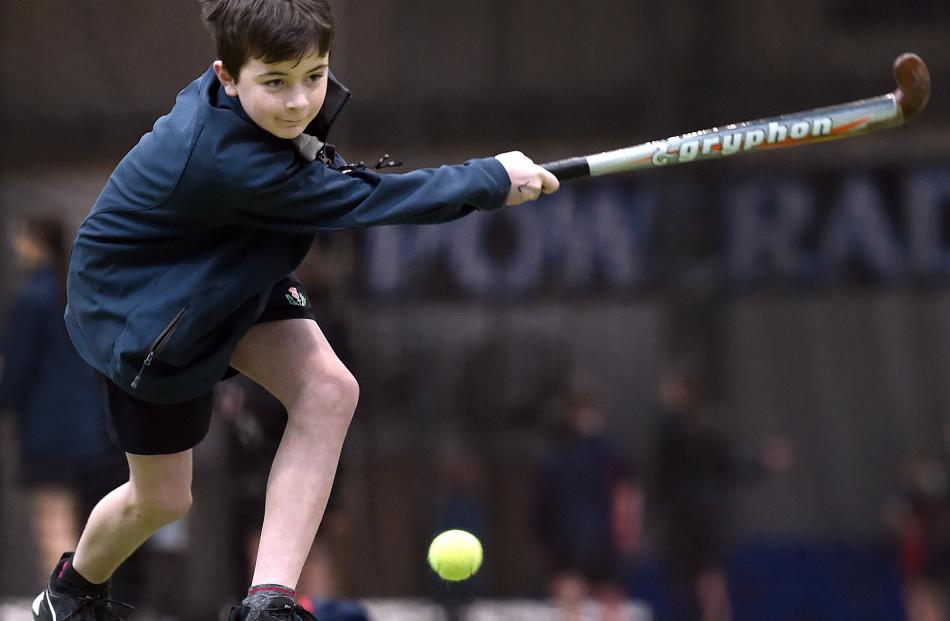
left=374, top=153, right=403, bottom=169
left=131, top=351, right=155, bottom=389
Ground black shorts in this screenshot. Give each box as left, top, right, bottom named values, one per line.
left=101, top=275, right=314, bottom=455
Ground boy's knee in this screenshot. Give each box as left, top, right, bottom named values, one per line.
left=132, top=488, right=193, bottom=528
left=337, top=367, right=360, bottom=412
left=320, top=364, right=360, bottom=414
left=302, top=361, right=359, bottom=420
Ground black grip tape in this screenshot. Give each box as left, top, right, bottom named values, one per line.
left=540, top=157, right=590, bottom=181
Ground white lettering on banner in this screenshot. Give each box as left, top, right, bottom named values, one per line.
left=364, top=168, right=950, bottom=296
left=590, top=188, right=645, bottom=288
left=725, top=180, right=816, bottom=283
left=450, top=205, right=546, bottom=296
left=821, top=176, right=902, bottom=280
left=724, top=172, right=950, bottom=283
left=365, top=187, right=655, bottom=297
left=366, top=224, right=449, bottom=296
left=908, top=170, right=950, bottom=276
left=726, top=175, right=903, bottom=283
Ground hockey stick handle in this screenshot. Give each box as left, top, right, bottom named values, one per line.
left=541, top=53, right=930, bottom=181
left=541, top=157, right=591, bottom=181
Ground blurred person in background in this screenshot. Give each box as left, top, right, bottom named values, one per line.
left=0, top=215, right=133, bottom=594
left=884, top=448, right=950, bottom=621
left=535, top=374, right=643, bottom=621
left=650, top=365, right=793, bottom=621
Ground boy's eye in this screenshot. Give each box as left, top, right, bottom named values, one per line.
left=306, top=73, right=325, bottom=83
left=264, top=79, right=284, bottom=88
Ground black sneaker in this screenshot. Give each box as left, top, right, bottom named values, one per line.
left=229, top=596, right=318, bottom=621
left=32, top=554, right=133, bottom=621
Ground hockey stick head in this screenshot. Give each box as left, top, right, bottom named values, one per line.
left=894, top=53, right=930, bottom=120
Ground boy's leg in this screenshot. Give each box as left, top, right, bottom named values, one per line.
left=34, top=451, right=194, bottom=620
left=71, top=450, right=193, bottom=583
left=229, top=318, right=358, bottom=589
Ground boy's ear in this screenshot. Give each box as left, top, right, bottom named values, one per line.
left=213, top=60, right=239, bottom=97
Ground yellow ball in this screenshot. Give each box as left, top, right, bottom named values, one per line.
left=427, top=529, right=483, bottom=581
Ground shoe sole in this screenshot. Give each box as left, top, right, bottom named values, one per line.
left=31, top=592, right=43, bottom=619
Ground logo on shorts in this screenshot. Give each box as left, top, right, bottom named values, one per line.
left=285, top=287, right=308, bottom=307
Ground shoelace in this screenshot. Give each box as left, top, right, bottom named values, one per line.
left=61, top=594, right=134, bottom=621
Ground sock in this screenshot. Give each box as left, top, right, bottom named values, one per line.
left=51, top=554, right=109, bottom=598
left=243, top=584, right=296, bottom=620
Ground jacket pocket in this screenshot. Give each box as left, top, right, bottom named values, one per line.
left=131, top=306, right=188, bottom=390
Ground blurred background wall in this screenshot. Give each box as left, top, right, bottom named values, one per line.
left=1, top=1, right=949, bottom=620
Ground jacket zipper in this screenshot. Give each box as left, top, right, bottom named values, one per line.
left=131, top=306, right=187, bottom=390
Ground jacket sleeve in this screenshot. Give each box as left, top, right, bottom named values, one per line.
left=217, top=138, right=512, bottom=233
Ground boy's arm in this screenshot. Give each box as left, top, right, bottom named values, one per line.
left=218, top=142, right=556, bottom=232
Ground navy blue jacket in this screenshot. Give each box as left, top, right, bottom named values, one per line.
left=66, top=67, right=511, bottom=403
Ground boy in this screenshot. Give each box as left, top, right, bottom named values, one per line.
left=32, top=1, right=558, bottom=620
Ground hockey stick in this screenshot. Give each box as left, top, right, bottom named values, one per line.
left=541, top=53, right=930, bottom=180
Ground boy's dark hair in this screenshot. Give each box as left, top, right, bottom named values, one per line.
left=201, top=0, right=335, bottom=79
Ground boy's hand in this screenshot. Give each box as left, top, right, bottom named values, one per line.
left=495, top=151, right=560, bottom=206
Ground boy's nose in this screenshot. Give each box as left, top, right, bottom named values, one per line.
left=286, top=87, right=308, bottom=110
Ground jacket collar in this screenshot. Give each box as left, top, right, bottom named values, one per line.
left=207, top=65, right=351, bottom=142
left=307, top=71, right=351, bottom=142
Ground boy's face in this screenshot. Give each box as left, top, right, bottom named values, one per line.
left=213, top=50, right=329, bottom=140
